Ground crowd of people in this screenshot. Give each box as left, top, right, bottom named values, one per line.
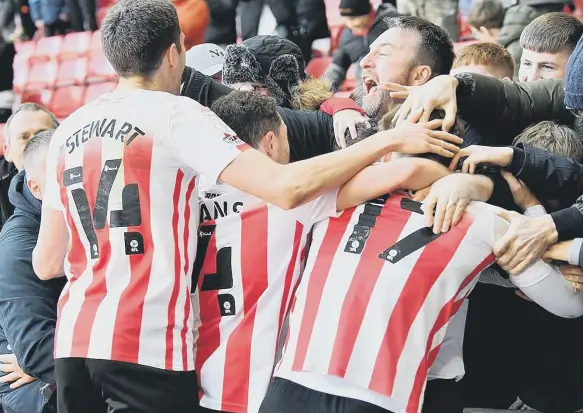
left=0, top=0, right=582, bottom=413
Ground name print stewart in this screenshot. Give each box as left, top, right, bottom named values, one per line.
left=66, top=118, right=145, bottom=154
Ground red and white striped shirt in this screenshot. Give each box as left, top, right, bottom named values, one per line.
left=193, top=186, right=337, bottom=413
left=276, top=193, right=497, bottom=413
left=43, top=90, right=248, bottom=371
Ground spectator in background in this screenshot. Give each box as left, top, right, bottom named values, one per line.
left=172, top=0, right=209, bottom=50
left=29, top=0, right=67, bottom=36
left=0, top=34, right=14, bottom=122
left=222, top=35, right=333, bottom=110
left=518, top=12, right=582, bottom=82
left=0, top=130, right=62, bottom=413
left=186, top=43, right=225, bottom=82
left=468, top=0, right=538, bottom=77
left=324, top=0, right=400, bottom=92
left=396, top=0, right=460, bottom=40
left=451, top=42, right=514, bottom=79
left=1, top=104, right=58, bottom=233
left=65, top=0, right=96, bottom=31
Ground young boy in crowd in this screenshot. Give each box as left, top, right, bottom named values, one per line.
left=518, top=12, right=583, bottom=82
left=467, top=0, right=538, bottom=77
left=451, top=42, right=514, bottom=79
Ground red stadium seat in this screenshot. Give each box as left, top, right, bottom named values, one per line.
left=56, top=58, right=89, bottom=87
left=13, top=57, right=29, bottom=93
left=14, top=40, right=36, bottom=62
left=97, top=7, right=110, bottom=26
left=60, top=31, right=92, bottom=60
left=84, top=81, right=117, bottom=104
left=306, top=56, right=332, bottom=78
left=29, top=36, right=63, bottom=63
left=20, top=89, right=53, bottom=108
left=26, top=60, right=58, bottom=91
left=50, top=86, right=86, bottom=118
left=90, top=30, right=102, bottom=52
left=86, top=51, right=117, bottom=83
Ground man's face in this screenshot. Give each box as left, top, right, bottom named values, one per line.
left=450, top=64, right=508, bottom=80
left=227, top=82, right=271, bottom=97
left=518, top=48, right=572, bottom=82
left=342, top=15, right=370, bottom=37
left=360, top=28, right=419, bottom=118
left=5, top=110, right=53, bottom=171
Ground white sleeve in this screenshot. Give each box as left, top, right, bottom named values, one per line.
left=43, top=135, right=64, bottom=211
left=510, top=260, right=583, bottom=318
left=168, top=97, right=250, bottom=185
left=291, top=188, right=339, bottom=226
left=524, top=204, right=547, bottom=217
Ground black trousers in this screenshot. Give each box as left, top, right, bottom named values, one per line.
left=54, top=358, right=199, bottom=413
left=64, top=0, right=96, bottom=31
left=259, top=377, right=464, bottom=413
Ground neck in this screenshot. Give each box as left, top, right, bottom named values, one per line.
left=116, top=75, right=171, bottom=94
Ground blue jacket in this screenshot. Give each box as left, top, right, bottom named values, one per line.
left=0, top=171, right=66, bottom=396
left=28, top=0, right=67, bottom=25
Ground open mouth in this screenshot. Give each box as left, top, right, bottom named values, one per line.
left=363, top=77, right=379, bottom=94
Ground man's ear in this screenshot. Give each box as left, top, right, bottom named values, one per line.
left=3, top=141, right=11, bottom=162
left=409, top=65, right=432, bottom=86
left=27, top=176, right=42, bottom=200
left=260, top=131, right=278, bottom=160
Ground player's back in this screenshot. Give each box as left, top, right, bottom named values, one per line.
left=276, top=193, right=498, bottom=413
left=194, top=185, right=336, bottom=413
left=47, top=90, right=220, bottom=372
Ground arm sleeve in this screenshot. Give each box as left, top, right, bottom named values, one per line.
left=506, top=144, right=583, bottom=207
left=277, top=107, right=335, bottom=162
left=292, top=188, right=339, bottom=226
left=0, top=298, right=57, bottom=383
left=510, top=260, right=583, bottom=318
left=551, top=205, right=584, bottom=241
left=320, top=98, right=364, bottom=116
left=454, top=74, right=572, bottom=145
left=169, top=97, right=250, bottom=184
left=569, top=239, right=583, bottom=267
left=181, top=66, right=234, bottom=108
left=29, top=0, right=41, bottom=22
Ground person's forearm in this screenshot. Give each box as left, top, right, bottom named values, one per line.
left=336, top=158, right=450, bottom=211
left=221, top=131, right=399, bottom=210
left=511, top=260, right=583, bottom=318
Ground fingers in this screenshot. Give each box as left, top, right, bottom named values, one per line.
left=500, top=170, right=521, bottom=190
left=419, top=104, right=432, bottom=124
left=389, top=91, right=409, bottom=100
left=493, top=232, right=513, bottom=258
left=426, top=138, right=458, bottom=157
left=423, top=119, right=443, bottom=130
left=383, top=82, right=408, bottom=92
left=428, top=129, right=464, bottom=145
left=449, top=152, right=464, bottom=170
left=571, top=281, right=583, bottom=291
left=440, top=200, right=457, bottom=233
left=10, top=375, right=35, bottom=390
left=413, top=186, right=431, bottom=202
left=495, top=209, right=517, bottom=224
left=442, top=102, right=457, bottom=132
left=394, top=103, right=411, bottom=125
left=0, top=372, right=20, bottom=384
left=423, top=194, right=438, bottom=228
left=408, top=107, right=424, bottom=123
left=452, top=198, right=469, bottom=226
left=432, top=196, right=449, bottom=234
left=0, top=354, right=15, bottom=363
left=348, top=122, right=357, bottom=139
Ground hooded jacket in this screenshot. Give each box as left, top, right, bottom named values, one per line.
left=497, top=4, right=539, bottom=77
left=325, top=3, right=401, bottom=91
left=0, top=171, right=65, bottom=395
left=0, top=156, right=16, bottom=233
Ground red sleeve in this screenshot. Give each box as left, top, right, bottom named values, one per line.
left=320, top=97, right=364, bottom=116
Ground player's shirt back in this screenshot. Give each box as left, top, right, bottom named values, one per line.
left=193, top=186, right=337, bottom=413
left=43, top=90, right=247, bottom=371
left=276, top=192, right=497, bottom=413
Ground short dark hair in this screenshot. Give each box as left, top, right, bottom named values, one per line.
left=101, top=0, right=182, bottom=78
left=467, top=0, right=505, bottom=30
left=211, top=91, right=282, bottom=149
left=384, top=16, right=455, bottom=76
left=5, top=103, right=59, bottom=145
left=23, top=129, right=54, bottom=170
left=513, top=121, right=582, bottom=163
left=520, top=12, right=583, bottom=54
left=453, top=42, right=514, bottom=78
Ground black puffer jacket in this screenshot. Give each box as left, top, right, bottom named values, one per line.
left=325, top=4, right=400, bottom=91
left=204, top=0, right=238, bottom=45
left=0, top=156, right=16, bottom=233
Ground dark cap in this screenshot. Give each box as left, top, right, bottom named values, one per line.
left=339, top=0, right=372, bottom=17
left=222, top=35, right=307, bottom=107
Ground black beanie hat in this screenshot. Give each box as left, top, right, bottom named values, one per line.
left=339, top=0, right=371, bottom=17
left=222, top=35, right=307, bottom=107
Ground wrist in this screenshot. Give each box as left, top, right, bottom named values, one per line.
left=539, top=214, right=559, bottom=245
left=500, top=147, right=513, bottom=167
